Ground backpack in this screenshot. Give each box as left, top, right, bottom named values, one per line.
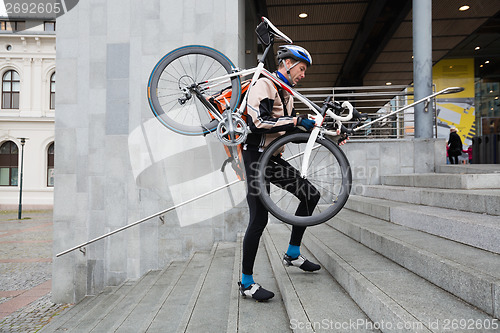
left=208, top=80, right=252, bottom=181
left=208, top=79, right=252, bottom=120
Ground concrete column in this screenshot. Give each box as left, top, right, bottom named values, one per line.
left=413, top=0, right=433, bottom=139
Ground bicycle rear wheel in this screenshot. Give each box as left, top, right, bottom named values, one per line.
left=256, top=132, right=352, bottom=227
left=148, top=45, right=241, bottom=136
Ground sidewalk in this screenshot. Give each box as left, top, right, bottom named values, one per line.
left=0, top=210, right=70, bottom=332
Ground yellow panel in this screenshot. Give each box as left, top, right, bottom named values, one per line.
left=437, top=102, right=475, bottom=142
left=433, top=58, right=474, bottom=98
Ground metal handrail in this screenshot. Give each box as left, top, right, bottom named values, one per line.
left=56, top=143, right=315, bottom=257
left=297, top=84, right=410, bottom=92
left=56, top=179, right=242, bottom=257
left=57, top=86, right=463, bottom=257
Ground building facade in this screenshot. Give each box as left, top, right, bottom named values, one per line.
left=0, top=19, right=56, bottom=209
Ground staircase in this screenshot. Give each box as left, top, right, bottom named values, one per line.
left=41, top=166, right=500, bottom=332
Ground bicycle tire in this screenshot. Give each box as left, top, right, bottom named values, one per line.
left=256, top=132, right=352, bottom=227
left=148, top=45, right=241, bottom=136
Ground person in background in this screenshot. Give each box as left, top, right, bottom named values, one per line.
left=447, top=127, right=463, bottom=165
left=463, top=145, right=473, bottom=164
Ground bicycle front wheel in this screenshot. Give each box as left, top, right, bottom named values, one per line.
left=148, top=45, right=241, bottom=136
left=256, top=132, right=352, bottom=227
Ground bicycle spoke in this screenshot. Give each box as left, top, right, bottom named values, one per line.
left=157, top=91, right=184, bottom=99
left=205, top=59, right=225, bottom=82
left=270, top=189, right=290, bottom=206
left=159, top=77, right=183, bottom=85
left=312, top=181, right=341, bottom=199
left=187, top=55, right=196, bottom=83
left=169, top=60, right=186, bottom=84
left=196, top=53, right=208, bottom=82
left=160, top=98, right=179, bottom=110
left=198, top=58, right=217, bottom=84
left=149, top=46, right=242, bottom=135
left=257, top=132, right=351, bottom=226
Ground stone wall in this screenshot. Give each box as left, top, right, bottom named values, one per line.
left=52, top=0, right=248, bottom=303
left=342, top=138, right=446, bottom=195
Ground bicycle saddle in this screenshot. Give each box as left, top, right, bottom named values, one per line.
left=261, top=17, right=293, bottom=44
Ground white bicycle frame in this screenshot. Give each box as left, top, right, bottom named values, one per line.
left=198, top=60, right=355, bottom=178
left=196, top=16, right=466, bottom=178
left=199, top=62, right=463, bottom=177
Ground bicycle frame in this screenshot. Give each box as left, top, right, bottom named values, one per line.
left=190, top=16, right=464, bottom=178
left=193, top=40, right=356, bottom=177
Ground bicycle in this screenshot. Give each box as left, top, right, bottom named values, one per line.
left=147, top=17, right=462, bottom=227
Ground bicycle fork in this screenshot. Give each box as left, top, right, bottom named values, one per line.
left=300, top=118, right=323, bottom=178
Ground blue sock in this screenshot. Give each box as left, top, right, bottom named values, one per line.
left=241, top=273, right=254, bottom=288
left=286, top=244, right=300, bottom=259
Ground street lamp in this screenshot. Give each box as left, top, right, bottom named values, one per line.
left=17, top=138, right=26, bottom=220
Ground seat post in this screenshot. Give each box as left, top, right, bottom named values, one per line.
left=259, top=42, right=274, bottom=64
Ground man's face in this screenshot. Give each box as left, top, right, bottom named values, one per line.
left=284, top=59, right=307, bottom=85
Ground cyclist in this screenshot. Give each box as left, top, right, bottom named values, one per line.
left=239, top=45, right=321, bottom=301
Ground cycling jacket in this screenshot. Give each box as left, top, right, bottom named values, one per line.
left=244, top=74, right=296, bottom=151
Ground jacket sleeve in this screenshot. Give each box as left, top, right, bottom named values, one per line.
left=245, top=79, right=295, bottom=134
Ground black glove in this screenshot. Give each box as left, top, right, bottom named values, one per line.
left=296, top=117, right=315, bottom=131
left=338, top=133, right=349, bottom=145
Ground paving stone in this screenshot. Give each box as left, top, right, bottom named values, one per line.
left=0, top=210, right=72, bottom=332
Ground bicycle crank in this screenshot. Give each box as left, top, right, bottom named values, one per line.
left=216, top=113, right=248, bottom=146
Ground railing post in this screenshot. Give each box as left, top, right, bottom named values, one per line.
left=413, top=0, right=433, bottom=139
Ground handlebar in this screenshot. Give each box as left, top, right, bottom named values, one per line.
left=352, top=107, right=367, bottom=121
left=319, top=86, right=464, bottom=140
left=324, top=99, right=355, bottom=122
left=320, top=96, right=333, bottom=116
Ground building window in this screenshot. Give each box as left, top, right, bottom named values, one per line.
left=44, top=21, right=56, bottom=32
left=50, top=72, right=55, bottom=110
left=0, top=141, right=18, bottom=186
left=0, top=21, right=25, bottom=32
left=47, top=143, right=54, bottom=187
left=2, top=70, right=20, bottom=109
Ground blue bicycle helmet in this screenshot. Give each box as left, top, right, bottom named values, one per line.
left=277, top=45, right=312, bottom=66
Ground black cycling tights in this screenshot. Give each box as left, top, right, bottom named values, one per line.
left=241, top=149, right=320, bottom=275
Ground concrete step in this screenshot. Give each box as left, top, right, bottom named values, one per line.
left=42, top=238, right=292, bottom=333
left=360, top=185, right=500, bottom=215
left=234, top=233, right=290, bottom=333
left=437, top=164, right=500, bottom=174
left=330, top=208, right=500, bottom=318
left=263, top=224, right=378, bottom=333
left=113, top=259, right=194, bottom=333
left=88, top=270, right=164, bottom=332
left=180, top=242, right=236, bottom=333
left=145, top=250, right=213, bottom=332
left=41, top=251, right=212, bottom=333
left=381, top=173, right=500, bottom=189
left=39, top=287, right=117, bottom=332
left=57, top=280, right=137, bottom=332
left=301, top=221, right=495, bottom=332
left=352, top=193, right=500, bottom=252
left=345, top=195, right=500, bottom=254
